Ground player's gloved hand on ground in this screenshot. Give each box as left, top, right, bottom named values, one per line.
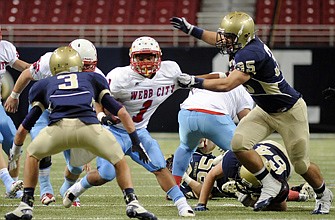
left=101, top=114, right=121, bottom=125
left=322, top=87, right=335, bottom=100
left=194, top=203, right=208, bottom=211
left=129, top=131, right=150, bottom=163
left=170, top=17, right=194, bottom=35
left=8, top=144, right=23, bottom=171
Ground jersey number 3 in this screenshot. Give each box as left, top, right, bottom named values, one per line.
left=57, top=74, right=79, bottom=89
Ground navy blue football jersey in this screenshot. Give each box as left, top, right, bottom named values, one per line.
left=29, top=72, right=110, bottom=125
left=232, top=37, right=301, bottom=113
left=181, top=150, right=233, bottom=198
left=222, top=141, right=291, bottom=182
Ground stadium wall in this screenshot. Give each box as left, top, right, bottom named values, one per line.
left=5, top=47, right=335, bottom=133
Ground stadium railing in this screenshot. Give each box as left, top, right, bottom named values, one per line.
left=1, top=24, right=334, bottom=48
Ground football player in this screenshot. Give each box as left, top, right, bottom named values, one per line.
left=64, top=36, right=196, bottom=217
left=168, top=139, right=237, bottom=200
left=0, top=26, right=30, bottom=198
left=4, top=46, right=156, bottom=220
left=171, top=11, right=333, bottom=214
left=5, top=39, right=103, bottom=206
left=194, top=140, right=313, bottom=211
left=172, top=76, right=254, bottom=187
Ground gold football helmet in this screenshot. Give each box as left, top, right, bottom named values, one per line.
left=49, top=46, right=83, bottom=75
left=216, top=11, right=255, bottom=54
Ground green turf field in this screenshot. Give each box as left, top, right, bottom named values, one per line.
left=1, top=133, right=334, bottom=219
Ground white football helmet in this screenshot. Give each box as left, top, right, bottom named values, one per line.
left=69, top=39, right=97, bottom=72
left=129, top=36, right=162, bottom=78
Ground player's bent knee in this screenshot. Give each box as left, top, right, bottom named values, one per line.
left=67, top=165, right=82, bottom=175
left=231, top=134, right=252, bottom=152
left=293, top=161, right=309, bottom=175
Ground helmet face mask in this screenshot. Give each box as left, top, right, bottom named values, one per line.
left=216, top=11, right=255, bottom=54
left=129, top=36, right=162, bottom=78
left=69, top=39, right=97, bottom=72
left=49, top=46, right=83, bottom=75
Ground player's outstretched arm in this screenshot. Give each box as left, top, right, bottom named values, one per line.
left=195, top=162, right=224, bottom=211
left=5, top=69, right=34, bottom=113
left=170, top=16, right=217, bottom=45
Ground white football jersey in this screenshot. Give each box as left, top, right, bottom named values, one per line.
left=30, top=52, right=104, bottom=80
left=181, top=85, right=254, bottom=119
left=106, top=60, right=182, bottom=129
left=0, top=40, right=18, bottom=97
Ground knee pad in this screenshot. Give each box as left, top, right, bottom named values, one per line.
left=231, top=134, right=253, bottom=152
left=39, top=156, right=52, bottom=169
left=67, top=165, right=82, bottom=175
left=293, top=160, right=309, bottom=175
left=97, top=161, right=116, bottom=181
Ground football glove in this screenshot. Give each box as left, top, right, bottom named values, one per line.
left=101, top=114, right=121, bottom=126
left=8, top=144, right=23, bottom=171
left=170, top=17, right=194, bottom=35
left=178, top=73, right=204, bottom=88
left=194, top=203, right=209, bottom=211
left=237, top=192, right=258, bottom=207
left=132, top=142, right=151, bottom=164
left=322, top=87, right=335, bottom=100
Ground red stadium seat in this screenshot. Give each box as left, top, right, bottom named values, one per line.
left=176, top=0, right=200, bottom=25
left=278, top=0, right=299, bottom=24
left=23, top=0, right=48, bottom=24
left=299, top=0, right=321, bottom=24
left=154, top=0, right=176, bottom=24
left=2, top=0, right=26, bottom=24
left=110, top=0, right=132, bottom=24
left=256, top=0, right=275, bottom=24
left=321, top=0, right=335, bottom=24
left=87, top=0, right=112, bottom=24
left=131, top=0, right=155, bottom=24
left=44, top=0, right=70, bottom=24
left=67, top=0, right=92, bottom=24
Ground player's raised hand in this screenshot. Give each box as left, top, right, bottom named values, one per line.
left=170, top=17, right=194, bottom=35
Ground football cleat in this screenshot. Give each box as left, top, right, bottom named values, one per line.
left=312, top=188, right=333, bottom=214
left=179, top=206, right=195, bottom=217
left=6, top=180, right=24, bottom=199
left=4, top=201, right=33, bottom=220
left=301, top=183, right=315, bottom=201
left=40, top=193, right=56, bottom=206
left=63, top=190, right=77, bottom=208
left=72, top=199, right=81, bottom=207
left=254, top=178, right=288, bottom=211
left=126, top=200, right=157, bottom=220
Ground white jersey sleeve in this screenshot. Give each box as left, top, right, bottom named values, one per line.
left=0, top=40, right=19, bottom=68
left=106, top=61, right=182, bottom=129
left=29, top=52, right=53, bottom=80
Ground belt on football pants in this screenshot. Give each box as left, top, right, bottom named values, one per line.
left=188, top=108, right=225, bottom=115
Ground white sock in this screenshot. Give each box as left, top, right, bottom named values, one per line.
left=71, top=180, right=87, bottom=197
left=174, top=197, right=190, bottom=211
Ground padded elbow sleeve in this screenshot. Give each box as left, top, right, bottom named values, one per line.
left=101, top=94, right=123, bottom=116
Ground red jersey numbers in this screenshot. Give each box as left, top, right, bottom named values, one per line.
left=132, top=100, right=153, bottom=122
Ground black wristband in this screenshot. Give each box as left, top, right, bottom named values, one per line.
left=190, top=26, right=204, bottom=39
left=193, top=78, right=204, bottom=89
left=129, top=131, right=140, bottom=145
